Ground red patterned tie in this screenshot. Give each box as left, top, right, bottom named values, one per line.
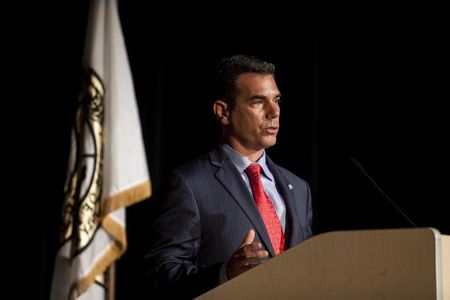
left=245, top=164, right=285, bottom=255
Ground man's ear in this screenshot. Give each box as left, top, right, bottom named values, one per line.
left=213, top=100, right=230, bottom=125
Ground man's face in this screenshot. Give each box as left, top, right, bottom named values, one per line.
left=227, top=73, right=281, bottom=152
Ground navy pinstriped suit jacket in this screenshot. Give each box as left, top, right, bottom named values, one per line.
left=146, top=146, right=313, bottom=299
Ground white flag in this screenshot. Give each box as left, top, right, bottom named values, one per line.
left=50, top=0, right=151, bottom=299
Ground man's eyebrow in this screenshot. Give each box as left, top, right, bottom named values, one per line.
left=249, top=93, right=282, bottom=100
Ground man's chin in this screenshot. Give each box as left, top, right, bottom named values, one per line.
left=261, top=137, right=277, bottom=149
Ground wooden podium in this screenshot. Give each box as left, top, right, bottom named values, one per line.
left=196, top=228, right=449, bottom=300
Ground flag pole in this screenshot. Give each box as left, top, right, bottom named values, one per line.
left=106, top=263, right=116, bottom=300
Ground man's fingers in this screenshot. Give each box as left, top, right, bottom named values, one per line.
left=236, top=245, right=268, bottom=258
left=238, top=242, right=263, bottom=254
left=240, top=255, right=270, bottom=268
left=227, top=232, right=269, bottom=280
left=255, top=249, right=269, bottom=258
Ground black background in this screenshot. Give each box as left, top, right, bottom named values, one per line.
left=7, top=0, right=448, bottom=299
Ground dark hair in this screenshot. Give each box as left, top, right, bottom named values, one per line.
left=215, top=55, right=276, bottom=109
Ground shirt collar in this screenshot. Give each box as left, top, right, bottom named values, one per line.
left=220, top=143, right=274, bottom=181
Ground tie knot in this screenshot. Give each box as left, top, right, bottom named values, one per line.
left=245, top=164, right=261, bottom=178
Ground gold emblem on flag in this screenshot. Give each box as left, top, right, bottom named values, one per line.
left=60, top=68, right=105, bottom=257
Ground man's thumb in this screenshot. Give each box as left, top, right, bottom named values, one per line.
left=240, top=229, right=255, bottom=246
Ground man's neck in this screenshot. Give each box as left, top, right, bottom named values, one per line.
left=222, top=139, right=264, bottom=162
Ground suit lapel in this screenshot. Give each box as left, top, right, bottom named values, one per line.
left=210, top=148, right=276, bottom=256
left=266, top=157, right=304, bottom=248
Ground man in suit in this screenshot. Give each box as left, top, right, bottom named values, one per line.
left=146, top=55, right=313, bottom=299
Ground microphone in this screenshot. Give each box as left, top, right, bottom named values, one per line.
left=349, top=157, right=417, bottom=228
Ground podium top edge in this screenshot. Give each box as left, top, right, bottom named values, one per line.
left=315, top=227, right=441, bottom=239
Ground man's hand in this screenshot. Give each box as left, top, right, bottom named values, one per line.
left=226, top=229, right=269, bottom=279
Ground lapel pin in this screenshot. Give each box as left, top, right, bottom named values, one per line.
left=288, top=184, right=293, bottom=190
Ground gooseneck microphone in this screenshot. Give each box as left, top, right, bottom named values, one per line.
left=349, top=157, right=417, bottom=228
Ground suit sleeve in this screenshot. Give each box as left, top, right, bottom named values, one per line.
left=145, top=171, right=221, bottom=299
left=305, top=181, right=314, bottom=238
